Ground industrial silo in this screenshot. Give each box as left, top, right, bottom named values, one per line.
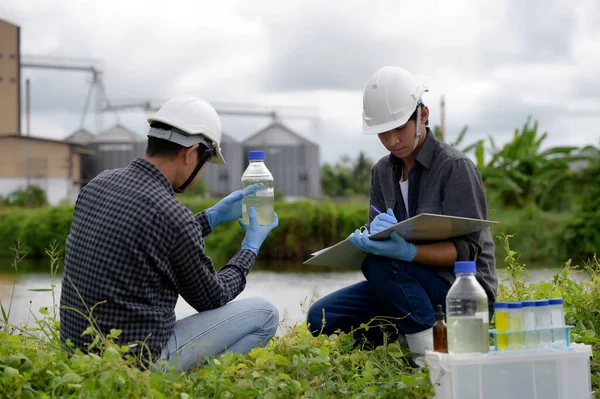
left=87, top=123, right=147, bottom=177
left=202, top=132, right=243, bottom=196
left=242, top=122, right=321, bottom=199
left=64, top=128, right=94, bottom=144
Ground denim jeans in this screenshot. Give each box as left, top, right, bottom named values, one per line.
left=158, top=297, right=279, bottom=372
left=307, top=254, right=451, bottom=346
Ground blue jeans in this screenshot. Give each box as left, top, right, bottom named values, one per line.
left=158, top=297, right=279, bottom=372
left=307, top=254, right=451, bottom=346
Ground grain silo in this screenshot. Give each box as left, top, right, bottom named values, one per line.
left=87, top=123, right=146, bottom=177
left=201, top=132, right=243, bottom=196
left=64, top=128, right=94, bottom=144
left=242, top=122, right=321, bottom=199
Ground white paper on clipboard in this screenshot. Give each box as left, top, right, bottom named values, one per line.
left=303, top=213, right=499, bottom=268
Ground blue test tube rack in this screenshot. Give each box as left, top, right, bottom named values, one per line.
left=488, top=325, right=574, bottom=352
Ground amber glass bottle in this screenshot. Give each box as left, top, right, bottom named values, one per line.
left=433, top=304, right=448, bottom=353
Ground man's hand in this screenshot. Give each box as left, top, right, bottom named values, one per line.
left=348, top=229, right=417, bottom=262
left=205, top=183, right=264, bottom=228
left=239, top=207, right=279, bottom=254
left=369, top=208, right=398, bottom=234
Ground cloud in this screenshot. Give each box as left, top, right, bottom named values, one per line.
left=3, top=0, right=600, bottom=166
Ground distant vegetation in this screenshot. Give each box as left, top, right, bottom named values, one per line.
left=0, top=116, right=598, bottom=262
left=0, top=185, right=48, bottom=208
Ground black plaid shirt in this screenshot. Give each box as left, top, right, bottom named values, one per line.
left=59, top=158, right=256, bottom=362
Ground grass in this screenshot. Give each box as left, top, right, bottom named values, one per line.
left=0, top=235, right=599, bottom=398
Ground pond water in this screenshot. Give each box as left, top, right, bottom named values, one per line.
left=0, top=258, right=587, bottom=332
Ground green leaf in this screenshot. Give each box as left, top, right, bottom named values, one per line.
left=81, top=326, right=95, bottom=336
left=108, top=328, right=122, bottom=338
left=1, top=302, right=8, bottom=323
left=274, top=355, right=290, bottom=366
left=4, top=366, right=19, bottom=378
left=28, top=288, right=53, bottom=292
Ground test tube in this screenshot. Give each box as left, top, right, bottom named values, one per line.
left=521, top=301, right=538, bottom=349
left=549, top=298, right=566, bottom=347
left=508, top=302, right=524, bottom=350
left=494, top=302, right=509, bottom=351
left=535, top=299, right=553, bottom=347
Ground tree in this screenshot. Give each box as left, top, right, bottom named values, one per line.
left=470, top=117, right=583, bottom=211
left=2, top=185, right=48, bottom=207
left=564, top=145, right=600, bottom=257
left=321, top=152, right=374, bottom=198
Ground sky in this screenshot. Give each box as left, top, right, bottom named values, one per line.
left=2, top=0, right=600, bottom=165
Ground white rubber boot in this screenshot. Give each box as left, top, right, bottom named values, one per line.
left=405, top=328, right=433, bottom=368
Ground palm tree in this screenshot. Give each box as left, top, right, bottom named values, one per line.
left=476, top=117, right=582, bottom=210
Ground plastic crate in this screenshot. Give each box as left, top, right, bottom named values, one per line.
left=425, top=343, right=593, bottom=399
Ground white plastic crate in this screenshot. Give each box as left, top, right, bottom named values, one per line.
left=425, top=343, right=593, bottom=399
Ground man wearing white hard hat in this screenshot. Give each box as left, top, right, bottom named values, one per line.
left=307, top=67, right=497, bottom=366
left=60, top=95, right=279, bottom=372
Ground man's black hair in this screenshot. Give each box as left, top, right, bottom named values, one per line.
left=409, top=103, right=429, bottom=127
left=146, top=121, right=209, bottom=159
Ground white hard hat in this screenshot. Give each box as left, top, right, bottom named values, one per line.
left=362, top=66, right=429, bottom=136
left=147, top=95, right=225, bottom=164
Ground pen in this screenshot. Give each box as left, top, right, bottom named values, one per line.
left=370, top=205, right=382, bottom=214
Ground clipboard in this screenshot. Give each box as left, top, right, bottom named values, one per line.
left=303, top=213, right=499, bottom=268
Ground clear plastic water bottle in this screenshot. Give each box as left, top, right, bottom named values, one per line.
left=446, top=261, right=490, bottom=354
left=241, top=150, right=274, bottom=225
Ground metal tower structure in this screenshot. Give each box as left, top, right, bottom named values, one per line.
left=20, top=55, right=321, bottom=140
left=102, top=99, right=322, bottom=143
left=20, top=54, right=114, bottom=133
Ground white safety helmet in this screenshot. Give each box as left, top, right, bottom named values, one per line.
left=362, top=66, right=429, bottom=151
left=147, top=95, right=226, bottom=164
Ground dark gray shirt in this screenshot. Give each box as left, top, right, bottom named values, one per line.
left=368, top=129, right=497, bottom=304
left=59, top=158, right=256, bottom=362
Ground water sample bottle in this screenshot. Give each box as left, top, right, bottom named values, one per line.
left=534, top=299, right=553, bottom=347
left=446, top=261, right=490, bottom=354
left=521, top=301, right=538, bottom=349
left=433, top=304, right=448, bottom=353
left=508, top=302, right=524, bottom=350
left=493, top=302, right=509, bottom=351
left=549, top=298, right=566, bottom=347
left=241, top=150, right=274, bottom=225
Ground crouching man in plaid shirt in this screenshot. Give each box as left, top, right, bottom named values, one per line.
left=59, top=95, right=279, bottom=372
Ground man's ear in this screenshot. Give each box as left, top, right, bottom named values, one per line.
left=182, top=144, right=199, bottom=165
left=420, top=105, right=429, bottom=125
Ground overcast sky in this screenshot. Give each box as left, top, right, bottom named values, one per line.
left=2, top=0, right=600, bottom=165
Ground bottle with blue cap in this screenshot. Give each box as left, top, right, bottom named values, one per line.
left=446, top=260, right=490, bottom=354
left=241, top=150, right=275, bottom=225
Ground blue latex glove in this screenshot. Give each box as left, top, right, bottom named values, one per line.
left=348, top=229, right=418, bottom=262
left=238, top=207, right=279, bottom=254
left=205, top=183, right=264, bottom=228
left=370, top=208, right=398, bottom=234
